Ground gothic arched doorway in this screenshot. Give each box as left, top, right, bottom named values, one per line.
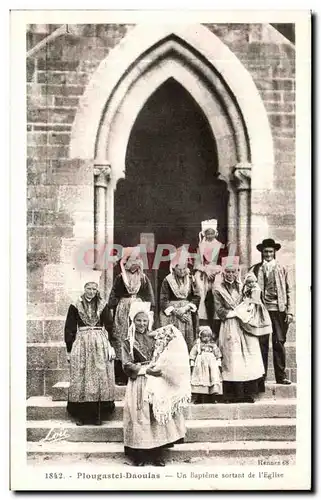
left=114, top=78, right=228, bottom=305
left=70, top=24, right=275, bottom=297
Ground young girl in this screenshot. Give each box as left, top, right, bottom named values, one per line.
left=189, top=326, right=223, bottom=404
left=234, top=272, right=272, bottom=337
left=194, top=220, right=223, bottom=331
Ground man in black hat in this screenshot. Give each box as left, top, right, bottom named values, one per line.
left=250, top=239, right=294, bottom=385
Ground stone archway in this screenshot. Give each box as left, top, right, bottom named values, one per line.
left=70, top=23, right=275, bottom=293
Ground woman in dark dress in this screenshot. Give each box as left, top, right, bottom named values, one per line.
left=64, top=273, right=116, bottom=425
left=108, top=247, right=155, bottom=385
left=159, top=247, right=200, bottom=351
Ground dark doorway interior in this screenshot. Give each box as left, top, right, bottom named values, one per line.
left=114, top=78, right=228, bottom=308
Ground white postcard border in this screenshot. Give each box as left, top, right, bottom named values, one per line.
left=10, top=9, right=311, bottom=491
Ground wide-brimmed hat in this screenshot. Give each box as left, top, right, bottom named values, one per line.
left=256, top=238, right=281, bottom=252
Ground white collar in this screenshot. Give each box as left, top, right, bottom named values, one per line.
left=263, top=259, right=276, bottom=267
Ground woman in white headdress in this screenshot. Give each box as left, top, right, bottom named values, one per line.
left=64, top=270, right=116, bottom=425
left=213, top=258, right=265, bottom=403
left=122, top=302, right=188, bottom=466
left=194, top=219, right=223, bottom=335
left=159, top=246, right=200, bottom=351
left=108, top=247, right=155, bottom=385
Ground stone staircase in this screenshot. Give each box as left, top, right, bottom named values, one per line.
left=27, top=381, right=296, bottom=465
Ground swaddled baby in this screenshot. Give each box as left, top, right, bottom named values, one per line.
left=234, top=273, right=272, bottom=336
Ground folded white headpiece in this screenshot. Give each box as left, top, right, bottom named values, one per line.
left=201, top=219, right=218, bottom=233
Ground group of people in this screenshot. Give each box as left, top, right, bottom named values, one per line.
left=64, top=218, right=294, bottom=466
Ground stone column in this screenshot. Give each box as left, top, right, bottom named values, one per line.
left=232, top=162, right=252, bottom=270
left=94, top=162, right=111, bottom=296
left=217, top=172, right=237, bottom=249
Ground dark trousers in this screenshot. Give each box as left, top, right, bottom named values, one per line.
left=259, top=310, right=289, bottom=383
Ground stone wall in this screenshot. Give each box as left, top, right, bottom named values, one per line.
left=204, top=24, right=296, bottom=382
left=27, top=25, right=134, bottom=396
left=204, top=23, right=295, bottom=263
left=26, top=23, right=296, bottom=397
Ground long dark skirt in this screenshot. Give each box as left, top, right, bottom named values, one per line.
left=223, top=378, right=264, bottom=403
left=114, top=359, right=128, bottom=386
left=67, top=401, right=115, bottom=423
left=124, top=438, right=184, bottom=464
left=68, top=328, right=116, bottom=423
left=112, top=298, right=135, bottom=385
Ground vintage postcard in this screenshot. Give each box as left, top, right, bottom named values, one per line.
left=10, top=9, right=311, bottom=491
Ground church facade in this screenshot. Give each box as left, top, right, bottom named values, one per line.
left=26, top=23, right=296, bottom=397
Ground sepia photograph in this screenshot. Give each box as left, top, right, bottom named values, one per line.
left=10, top=9, right=311, bottom=491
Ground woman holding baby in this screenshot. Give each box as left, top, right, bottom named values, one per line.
left=122, top=301, right=190, bottom=466
left=213, top=257, right=272, bottom=403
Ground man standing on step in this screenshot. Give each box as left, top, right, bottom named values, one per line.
left=250, top=239, right=294, bottom=386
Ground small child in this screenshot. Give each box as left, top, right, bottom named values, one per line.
left=189, top=326, right=223, bottom=404
left=234, top=272, right=272, bottom=337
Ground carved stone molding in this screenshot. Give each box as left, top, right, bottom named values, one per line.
left=216, top=171, right=231, bottom=186
left=94, top=163, right=111, bottom=188
left=232, top=162, right=252, bottom=191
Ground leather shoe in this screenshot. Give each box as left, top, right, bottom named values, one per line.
left=243, top=396, right=255, bottom=403
left=277, top=378, right=292, bottom=385
left=132, top=459, right=145, bottom=466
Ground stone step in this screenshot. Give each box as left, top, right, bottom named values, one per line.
left=27, top=441, right=296, bottom=465
left=27, top=418, right=296, bottom=443
left=27, top=397, right=296, bottom=421
left=26, top=340, right=296, bottom=398
left=51, top=381, right=297, bottom=402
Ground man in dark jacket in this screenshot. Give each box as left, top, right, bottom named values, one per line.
left=250, top=238, right=294, bottom=385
